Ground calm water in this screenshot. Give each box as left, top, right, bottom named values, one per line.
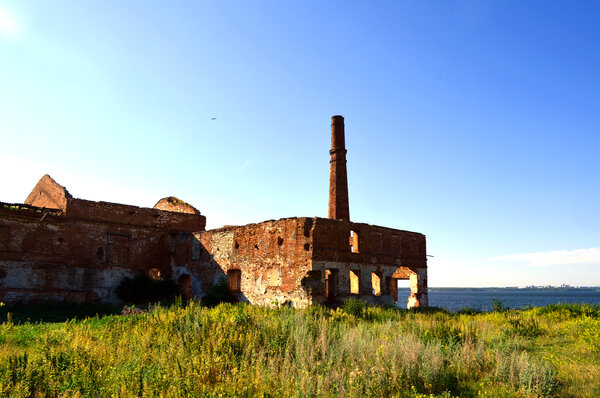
left=397, top=288, right=600, bottom=312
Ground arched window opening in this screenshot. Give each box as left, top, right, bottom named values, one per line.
left=178, top=274, right=193, bottom=300
left=96, top=247, right=104, bottom=260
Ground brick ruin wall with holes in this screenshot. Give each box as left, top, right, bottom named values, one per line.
left=171, top=218, right=315, bottom=307
left=2, top=167, right=427, bottom=307
left=171, top=216, right=428, bottom=308
left=310, top=217, right=428, bottom=308
left=0, top=176, right=206, bottom=304
left=1, top=116, right=429, bottom=308
left=0, top=204, right=427, bottom=307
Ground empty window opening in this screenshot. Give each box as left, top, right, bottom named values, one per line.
left=301, top=270, right=324, bottom=295
left=277, top=237, right=284, bottom=246
left=325, top=269, right=338, bottom=300
left=350, top=270, right=360, bottom=294
left=0, top=226, right=9, bottom=251
left=304, top=243, right=310, bottom=251
left=349, top=230, right=359, bottom=253
left=371, top=272, right=381, bottom=296
left=227, top=269, right=241, bottom=292
left=96, top=247, right=104, bottom=260
left=106, top=232, right=131, bottom=266
left=391, top=235, right=402, bottom=257
left=254, top=244, right=259, bottom=250
left=374, top=232, right=383, bottom=255
left=178, top=274, right=193, bottom=300
left=148, top=268, right=162, bottom=281
left=33, top=229, right=54, bottom=255
left=234, top=241, right=239, bottom=249
left=191, top=238, right=202, bottom=261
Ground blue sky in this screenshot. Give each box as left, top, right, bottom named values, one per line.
left=1, top=1, right=599, bottom=287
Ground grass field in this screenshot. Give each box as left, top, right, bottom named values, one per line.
left=0, top=300, right=599, bottom=397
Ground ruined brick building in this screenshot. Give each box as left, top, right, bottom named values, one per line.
left=0, top=116, right=428, bottom=308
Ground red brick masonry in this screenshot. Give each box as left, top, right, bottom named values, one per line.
left=0, top=117, right=428, bottom=308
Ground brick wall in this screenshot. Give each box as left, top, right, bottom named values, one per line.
left=172, top=217, right=428, bottom=309
left=172, top=218, right=315, bottom=307
left=0, top=193, right=204, bottom=303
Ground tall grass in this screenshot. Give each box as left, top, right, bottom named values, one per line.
left=0, top=302, right=598, bottom=397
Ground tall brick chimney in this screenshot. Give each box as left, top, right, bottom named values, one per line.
left=328, top=115, right=350, bottom=221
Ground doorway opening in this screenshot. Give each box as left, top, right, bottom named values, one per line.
left=392, top=278, right=410, bottom=303
left=227, top=269, right=241, bottom=293
left=325, top=269, right=338, bottom=301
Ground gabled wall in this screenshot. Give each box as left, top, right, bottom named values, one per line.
left=0, top=175, right=206, bottom=304
left=24, top=174, right=71, bottom=212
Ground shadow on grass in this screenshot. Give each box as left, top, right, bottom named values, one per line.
left=1, top=302, right=122, bottom=324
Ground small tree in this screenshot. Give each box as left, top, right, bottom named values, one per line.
left=492, top=299, right=507, bottom=312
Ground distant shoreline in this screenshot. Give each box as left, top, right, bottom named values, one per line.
left=425, top=287, right=600, bottom=292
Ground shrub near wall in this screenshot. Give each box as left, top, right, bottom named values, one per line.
left=116, top=273, right=178, bottom=305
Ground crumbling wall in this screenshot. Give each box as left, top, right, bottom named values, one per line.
left=0, top=193, right=203, bottom=304
left=3, top=173, right=428, bottom=308
left=310, top=218, right=428, bottom=308
left=65, top=199, right=205, bottom=232
left=24, top=174, right=206, bottom=232
left=0, top=261, right=134, bottom=303
left=153, top=197, right=200, bottom=215
left=24, top=174, right=71, bottom=212
left=174, top=216, right=428, bottom=309
left=178, top=218, right=316, bottom=307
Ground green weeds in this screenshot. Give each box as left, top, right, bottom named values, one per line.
left=0, top=302, right=597, bottom=397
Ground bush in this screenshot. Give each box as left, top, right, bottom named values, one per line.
left=492, top=299, right=507, bottom=312
left=456, top=307, right=481, bottom=315
left=494, top=350, right=558, bottom=396
left=537, top=303, right=600, bottom=319
left=506, top=317, right=544, bottom=338
left=116, top=272, right=178, bottom=305
left=201, top=277, right=236, bottom=307
left=343, top=298, right=366, bottom=317
left=571, top=317, right=600, bottom=352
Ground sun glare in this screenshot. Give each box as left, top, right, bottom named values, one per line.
left=0, top=7, right=19, bottom=34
